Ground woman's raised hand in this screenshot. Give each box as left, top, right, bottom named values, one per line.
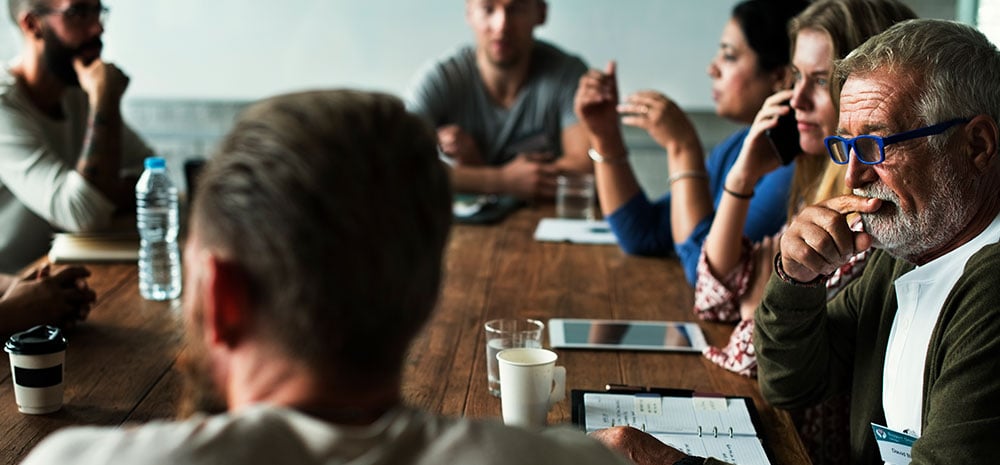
left=574, top=61, right=621, bottom=144
left=730, top=89, right=795, bottom=184
left=617, top=91, right=697, bottom=151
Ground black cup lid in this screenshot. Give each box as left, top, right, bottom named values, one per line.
left=4, top=325, right=67, bottom=355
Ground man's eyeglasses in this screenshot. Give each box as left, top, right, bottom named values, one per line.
left=824, top=118, right=969, bottom=165
left=34, top=4, right=109, bottom=27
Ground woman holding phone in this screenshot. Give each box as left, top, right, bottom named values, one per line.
left=695, top=2, right=916, bottom=464
left=574, top=0, right=808, bottom=285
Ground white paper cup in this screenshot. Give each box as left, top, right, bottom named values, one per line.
left=497, top=347, right=566, bottom=428
left=5, top=325, right=67, bottom=415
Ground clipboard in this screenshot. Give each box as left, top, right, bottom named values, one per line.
left=571, top=387, right=774, bottom=464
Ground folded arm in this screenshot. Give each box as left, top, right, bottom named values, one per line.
left=0, top=115, right=117, bottom=232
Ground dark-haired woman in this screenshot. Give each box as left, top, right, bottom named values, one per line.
left=574, top=0, right=809, bottom=285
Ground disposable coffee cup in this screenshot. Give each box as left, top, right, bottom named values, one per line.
left=497, top=347, right=566, bottom=427
left=4, top=325, right=67, bottom=414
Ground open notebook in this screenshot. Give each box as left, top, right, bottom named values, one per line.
left=573, top=389, right=772, bottom=465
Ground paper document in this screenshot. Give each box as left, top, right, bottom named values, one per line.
left=533, top=218, right=616, bottom=245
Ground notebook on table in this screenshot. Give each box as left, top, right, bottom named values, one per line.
left=572, top=388, right=772, bottom=465
left=48, top=231, right=139, bottom=263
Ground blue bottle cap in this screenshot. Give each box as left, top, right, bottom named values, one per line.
left=144, top=157, right=166, bottom=169
left=4, top=325, right=67, bottom=355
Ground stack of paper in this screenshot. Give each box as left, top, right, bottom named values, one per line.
left=533, top=218, right=617, bottom=245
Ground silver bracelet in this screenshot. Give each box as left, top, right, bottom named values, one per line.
left=668, top=170, right=708, bottom=185
left=587, top=148, right=629, bottom=164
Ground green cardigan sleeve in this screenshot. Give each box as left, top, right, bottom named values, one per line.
left=753, top=269, right=858, bottom=408
left=911, top=243, right=1000, bottom=464
left=755, top=250, right=907, bottom=463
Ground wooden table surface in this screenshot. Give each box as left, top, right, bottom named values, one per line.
left=0, top=206, right=810, bottom=465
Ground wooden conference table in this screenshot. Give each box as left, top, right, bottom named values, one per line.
left=0, top=206, right=810, bottom=464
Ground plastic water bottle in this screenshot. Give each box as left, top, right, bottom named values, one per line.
left=136, top=157, right=182, bottom=301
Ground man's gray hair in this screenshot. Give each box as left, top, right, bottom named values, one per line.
left=8, top=0, right=42, bottom=25
left=836, top=19, right=1000, bottom=151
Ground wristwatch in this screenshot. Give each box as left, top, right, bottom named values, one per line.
left=673, top=456, right=706, bottom=465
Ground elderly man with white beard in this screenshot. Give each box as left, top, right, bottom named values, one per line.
left=753, top=19, right=1000, bottom=465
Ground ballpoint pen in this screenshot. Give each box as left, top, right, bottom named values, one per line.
left=604, top=383, right=646, bottom=392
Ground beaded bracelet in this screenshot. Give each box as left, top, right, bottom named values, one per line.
left=723, top=186, right=754, bottom=200
left=587, top=148, right=629, bottom=164
left=668, top=170, right=708, bottom=185
left=773, top=252, right=828, bottom=287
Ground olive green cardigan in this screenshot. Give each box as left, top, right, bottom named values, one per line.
left=755, top=244, right=1000, bottom=464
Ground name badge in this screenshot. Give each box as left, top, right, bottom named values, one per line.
left=871, top=423, right=918, bottom=465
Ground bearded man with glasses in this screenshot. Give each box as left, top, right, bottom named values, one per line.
left=755, top=19, right=1000, bottom=464
left=0, top=0, right=152, bottom=273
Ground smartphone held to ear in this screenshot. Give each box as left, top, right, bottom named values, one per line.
left=765, top=106, right=801, bottom=165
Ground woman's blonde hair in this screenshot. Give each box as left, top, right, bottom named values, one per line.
left=784, top=0, right=917, bottom=217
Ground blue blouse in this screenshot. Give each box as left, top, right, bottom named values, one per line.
left=606, top=127, right=795, bottom=285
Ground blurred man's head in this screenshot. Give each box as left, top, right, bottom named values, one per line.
left=9, top=0, right=106, bottom=85
left=835, top=19, right=1000, bottom=262
left=181, top=90, right=453, bottom=414
left=465, top=0, right=546, bottom=69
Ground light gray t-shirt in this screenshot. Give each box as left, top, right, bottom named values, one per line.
left=406, top=41, right=587, bottom=165
left=0, top=68, right=151, bottom=272
left=21, top=405, right=635, bottom=465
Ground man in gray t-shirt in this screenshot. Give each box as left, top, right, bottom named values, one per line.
left=406, top=0, right=590, bottom=200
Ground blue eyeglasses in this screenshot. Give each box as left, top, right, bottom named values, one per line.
left=824, top=118, right=969, bottom=165
left=34, top=3, right=109, bottom=27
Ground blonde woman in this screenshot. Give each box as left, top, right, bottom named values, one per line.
left=574, top=0, right=808, bottom=284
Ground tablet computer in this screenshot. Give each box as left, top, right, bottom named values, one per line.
left=548, top=318, right=707, bottom=352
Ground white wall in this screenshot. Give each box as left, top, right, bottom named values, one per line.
left=1, top=0, right=957, bottom=110
left=2, top=0, right=738, bottom=109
